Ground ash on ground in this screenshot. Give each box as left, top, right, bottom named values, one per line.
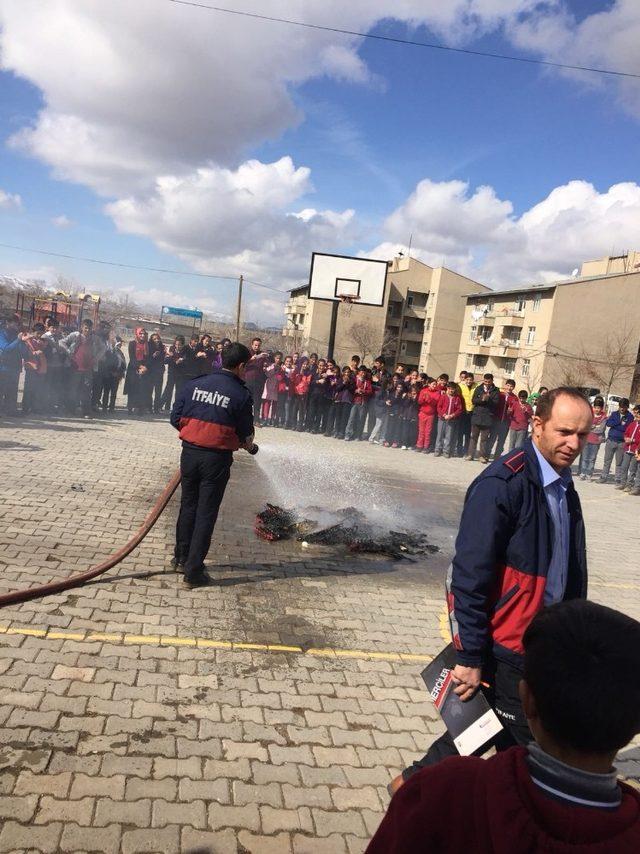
left=255, top=504, right=439, bottom=561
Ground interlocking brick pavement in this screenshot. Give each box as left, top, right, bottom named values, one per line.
left=1, top=411, right=639, bottom=852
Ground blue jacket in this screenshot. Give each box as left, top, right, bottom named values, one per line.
left=446, top=440, right=587, bottom=669
left=606, top=410, right=634, bottom=442
left=170, top=369, right=254, bottom=454
left=0, top=329, right=23, bottom=374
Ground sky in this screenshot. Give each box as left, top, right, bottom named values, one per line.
left=0, top=0, right=639, bottom=325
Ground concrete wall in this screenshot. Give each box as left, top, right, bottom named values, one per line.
left=426, top=268, right=489, bottom=378
left=544, top=272, right=640, bottom=397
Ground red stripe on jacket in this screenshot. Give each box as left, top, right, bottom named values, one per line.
left=489, top=564, right=546, bottom=656
left=178, top=417, right=240, bottom=450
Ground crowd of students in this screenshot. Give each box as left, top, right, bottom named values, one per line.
left=2, top=314, right=639, bottom=494
left=0, top=311, right=231, bottom=418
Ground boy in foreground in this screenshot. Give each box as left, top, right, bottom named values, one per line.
left=366, top=600, right=640, bottom=853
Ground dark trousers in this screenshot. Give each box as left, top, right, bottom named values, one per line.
left=91, top=371, right=103, bottom=409
left=289, top=395, right=307, bottom=430
left=150, top=372, right=164, bottom=412
left=175, top=446, right=232, bottom=579
left=384, top=413, right=402, bottom=445
left=0, top=371, right=20, bottom=414
left=333, top=402, right=351, bottom=438
left=403, top=657, right=531, bottom=780
left=277, top=393, right=290, bottom=426
left=468, top=423, right=492, bottom=459
left=22, top=370, right=46, bottom=414
left=490, top=419, right=510, bottom=459
left=457, top=411, right=471, bottom=456
left=101, top=376, right=121, bottom=410
left=324, top=402, right=337, bottom=436
left=307, top=395, right=328, bottom=432
left=161, top=373, right=176, bottom=410
left=401, top=418, right=418, bottom=448
left=73, top=371, right=93, bottom=416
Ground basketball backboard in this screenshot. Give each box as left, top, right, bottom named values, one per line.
left=308, top=253, right=387, bottom=307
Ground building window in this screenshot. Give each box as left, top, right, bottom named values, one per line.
left=522, top=359, right=530, bottom=377
left=503, top=358, right=516, bottom=375
left=469, top=325, right=477, bottom=342
left=400, top=342, right=407, bottom=353
left=465, top=353, right=473, bottom=369
left=526, top=326, right=536, bottom=345
left=515, top=296, right=526, bottom=312
left=407, top=295, right=414, bottom=307
left=403, top=319, right=409, bottom=329
left=486, top=298, right=494, bottom=312
left=387, top=304, right=393, bottom=314
left=426, top=317, right=431, bottom=331
left=532, top=294, right=541, bottom=312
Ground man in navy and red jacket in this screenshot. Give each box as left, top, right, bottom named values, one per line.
left=392, top=387, right=591, bottom=788
left=171, top=342, right=255, bottom=587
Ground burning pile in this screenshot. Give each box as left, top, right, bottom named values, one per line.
left=255, top=504, right=438, bottom=560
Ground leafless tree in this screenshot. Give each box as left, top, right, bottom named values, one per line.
left=347, top=320, right=387, bottom=363
left=552, top=327, right=640, bottom=398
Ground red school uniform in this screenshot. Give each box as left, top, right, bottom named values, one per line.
left=366, top=747, right=640, bottom=854
left=623, top=419, right=640, bottom=454
left=436, top=393, right=463, bottom=419
left=417, top=387, right=441, bottom=414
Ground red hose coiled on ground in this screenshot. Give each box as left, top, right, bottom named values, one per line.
left=0, top=469, right=181, bottom=608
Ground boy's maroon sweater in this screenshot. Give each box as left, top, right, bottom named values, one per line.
left=366, top=747, right=640, bottom=854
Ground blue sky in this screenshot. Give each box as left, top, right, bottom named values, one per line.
left=0, top=1, right=639, bottom=323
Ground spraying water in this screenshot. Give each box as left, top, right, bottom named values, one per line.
left=251, top=432, right=455, bottom=546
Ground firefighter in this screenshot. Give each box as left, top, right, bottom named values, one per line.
left=170, top=342, right=257, bottom=587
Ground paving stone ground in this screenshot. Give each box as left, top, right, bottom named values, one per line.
left=1, top=411, right=639, bottom=853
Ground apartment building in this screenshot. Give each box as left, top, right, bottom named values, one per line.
left=456, top=253, right=640, bottom=399
left=283, top=255, right=488, bottom=372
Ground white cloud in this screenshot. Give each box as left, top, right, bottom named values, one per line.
left=508, top=0, right=640, bottom=118
left=51, top=214, right=73, bottom=228
left=106, top=156, right=356, bottom=287
left=373, top=178, right=640, bottom=286
left=0, top=188, right=22, bottom=210
left=0, top=0, right=546, bottom=196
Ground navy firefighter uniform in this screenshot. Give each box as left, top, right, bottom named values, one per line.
left=404, top=438, right=587, bottom=777
left=170, top=369, right=254, bottom=583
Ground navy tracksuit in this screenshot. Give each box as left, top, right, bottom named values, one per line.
left=170, top=370, right=254, bottom=580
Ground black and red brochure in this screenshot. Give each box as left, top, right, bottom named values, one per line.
left=421, top=644, right=503, bottom=755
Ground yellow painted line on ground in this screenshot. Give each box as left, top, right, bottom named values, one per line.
left=0, top=622, right=433, bottom=664
left=7, top=626, right=46, bottom=637
left=439, top=604, right=451, bottom=644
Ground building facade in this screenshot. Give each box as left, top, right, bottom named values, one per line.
left=283, top=256, right=488, bottom=372
left=456, top=253, right=640, bottom=400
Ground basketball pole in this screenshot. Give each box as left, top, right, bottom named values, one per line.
left=327, top=299, right=340, bottom=361
left=235, top=274, right=243, bottom=341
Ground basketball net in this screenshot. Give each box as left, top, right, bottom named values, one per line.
left=339, top=294, right=360, bottom=316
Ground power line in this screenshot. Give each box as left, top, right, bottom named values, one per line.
left=0, top=242, right=287, bottom=296
left=164, top=0, right=640, bottom=80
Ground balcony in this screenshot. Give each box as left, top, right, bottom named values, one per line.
left=400, top=330, right=424, bottom=343
left=286, top=296, right=308, bottom=311
left=490, top=338, right=521, bottom=357
left=466, top=336, right=495, bottom=353
left=404, top=304, right=427, bottom=319
left=491, top=310, right=526, bottom=327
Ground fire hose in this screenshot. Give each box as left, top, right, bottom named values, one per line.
left=0, top=469, right=182, bottom=609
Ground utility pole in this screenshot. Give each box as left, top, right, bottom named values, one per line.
left=235, top=274, right=243, bottom=342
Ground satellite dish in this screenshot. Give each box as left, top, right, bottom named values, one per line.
left=571, top=268, right=579, bottom=277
